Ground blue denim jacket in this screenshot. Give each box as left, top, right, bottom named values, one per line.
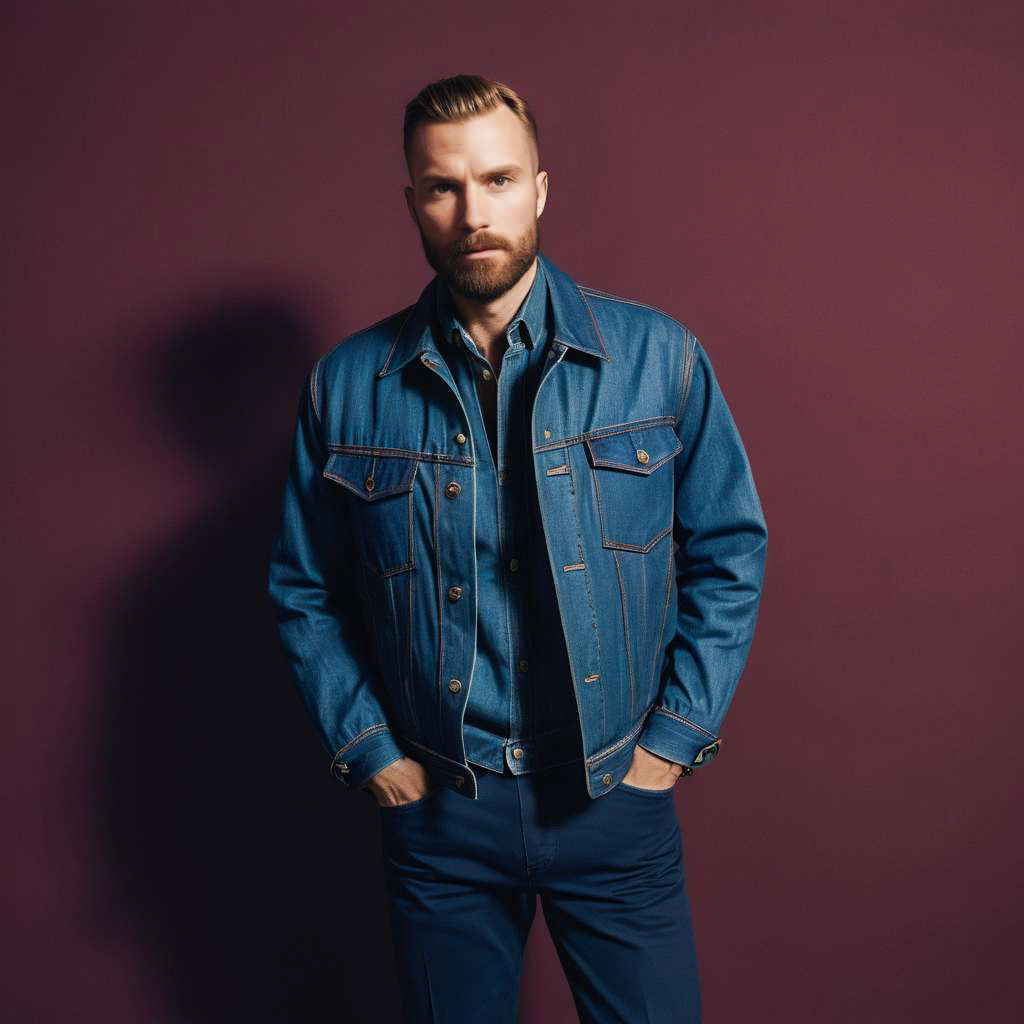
left=267, top=251, right=767, bottom=800
left=433, top=261, right=585, bottom=777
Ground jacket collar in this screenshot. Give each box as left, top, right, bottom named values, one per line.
left=435, top=251, right=548, bottom=352
left=377, top=250, right=610, bottom=378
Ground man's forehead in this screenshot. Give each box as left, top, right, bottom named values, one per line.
left=409, top=109, right=533, bottom=173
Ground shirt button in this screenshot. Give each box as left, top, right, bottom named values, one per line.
left=455, top=432, right=467, bottom=444
left=518, top=659, right=529, bottom=673
left=444, top=481, right=461, bottom=498
left=447, top=585, right=463, bottom=601
left=448, top=678, right=462, bottom=693
left=602, top=773, right=613, bottom=786
left=481, top=368, right=492, bottom=381
left=512, top=747, right=525, bottom=760
left=509, top=558, right=518, bottom=572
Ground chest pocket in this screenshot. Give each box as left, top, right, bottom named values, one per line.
left=323, top=449, right=419, bottom=576
left=584, top=420, right=682, bottom=553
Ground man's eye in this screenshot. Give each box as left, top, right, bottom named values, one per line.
left=492, top=176, right=508, bottom=187
left=431, top=183, right=453, bottom=194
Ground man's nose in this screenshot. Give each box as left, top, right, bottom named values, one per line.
left=460, top=183, right=490, bottom=232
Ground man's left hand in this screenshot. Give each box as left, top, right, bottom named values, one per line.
left=621, top=745, right=684, bottom=791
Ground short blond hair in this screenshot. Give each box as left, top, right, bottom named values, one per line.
left=403, top=74, right=539, bottom=174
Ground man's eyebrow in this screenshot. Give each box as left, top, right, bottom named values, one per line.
left=419, top=163, right=525, bottom=184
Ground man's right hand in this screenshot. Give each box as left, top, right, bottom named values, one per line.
left=363, top=756, right=437, bottom=808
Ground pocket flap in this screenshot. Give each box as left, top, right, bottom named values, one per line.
left=323, top=450, right=418, bottom=500
left=584, top=422, right=682, bottom=475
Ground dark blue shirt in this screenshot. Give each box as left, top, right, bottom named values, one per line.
left=433, top=260, right=584, bottom=776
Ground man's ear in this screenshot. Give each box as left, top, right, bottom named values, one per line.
left=535, top=170, right=549, bottom=219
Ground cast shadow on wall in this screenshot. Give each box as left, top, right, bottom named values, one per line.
left=96, top=295, right=406, bottom=1022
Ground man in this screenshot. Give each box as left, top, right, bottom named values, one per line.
left=268, top=74, right=767, bottom=1023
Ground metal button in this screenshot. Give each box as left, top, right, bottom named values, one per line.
left=636, top=449, right=650, bottom=464
left=364, top=476, right=375, bottom=492
left=447, top=585, right=463, bottom=601
left=421, top=354, right=438, bottom=368
left=448, top=678, right=461, bottom=693
left=481, top=368, right=492, bottom=381
left=455, top=432, right=467, bottom=444
left=543, top=429, right=552, bottom=439
left=518, top=659, right=529, bottom=673
left=444, top=481, right=461, bottom=498
left=512, top=747, right=524, bottom=760
left=602, top=773, right=613, bottom=786
left=509, top=558, right=518, bottom=572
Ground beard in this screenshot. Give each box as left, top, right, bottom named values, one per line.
left=417, top=218, right=540, bottom=304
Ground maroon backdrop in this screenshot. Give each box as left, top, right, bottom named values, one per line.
left=5, top=2, right=1022, bottom=1021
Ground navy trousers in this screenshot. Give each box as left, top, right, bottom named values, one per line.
left=377, top=757, right=701, bottom=1023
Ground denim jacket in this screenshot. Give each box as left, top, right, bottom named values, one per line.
left=267, top=251, right=768, bottom=800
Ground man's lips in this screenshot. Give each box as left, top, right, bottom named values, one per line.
left=461, top=247, right=502, bottom=257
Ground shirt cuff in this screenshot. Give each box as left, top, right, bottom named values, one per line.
left=637, top=706, right=722, bottom=771
left=329, top=724, right=406, bottom=789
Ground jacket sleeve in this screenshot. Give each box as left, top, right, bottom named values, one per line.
left=266, top=358, right=406, bottom=789
left=637, top=331, right=768, bottom=771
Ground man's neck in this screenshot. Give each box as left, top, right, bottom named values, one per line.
left=447, top=256, right=538, bottom=362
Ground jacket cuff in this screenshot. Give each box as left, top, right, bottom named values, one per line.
left=637, top=706, right=722, bottom=772
left=329, top=724, right=406, bottom=789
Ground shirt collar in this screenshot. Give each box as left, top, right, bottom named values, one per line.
left=434, top=256, right=548, bottom=352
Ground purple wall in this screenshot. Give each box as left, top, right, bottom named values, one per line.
left=5, top=2, right=1022, bottom=1020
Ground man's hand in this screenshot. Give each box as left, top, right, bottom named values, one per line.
left=363, top=756, right=437, bottom=808
left=621, top=745, right=684, bottom=791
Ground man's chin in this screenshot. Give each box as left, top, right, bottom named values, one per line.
left=445, top=250, right=536, bottom=303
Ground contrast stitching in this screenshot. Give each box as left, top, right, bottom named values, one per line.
left=677, top=329, right=697, bottom=427
left=364, top=559, right=415, bottom=578
left=377, top=305, right=416, bottom=376
left=579, top=285, right=689, bottom=336
left=649, top=537, right=676, bottom=709
left=534, top=414, right=675, bottom=453
left=652, top=706, right=718, bottom=740
left=591, top=454, right=673, bottom=553
left=587, top=714, right=648, bottom=767
left=601, top=524, right=672, bottom=555
left=403, top=561, right=415, bottom=724
left=333, top=722, right=391, bottom=759
left=326, top=443, right=474, bottom=466
left=433, top=461, right=444, bottom=719
left=611, top=547, right=636, bottom=718
left=323, top=466, right=416, bottom=502
left=309, top=356, right=324, bottom=423
left=586, top=441, right=681, bottom=475
left=574, top=286, right=613, bottom=360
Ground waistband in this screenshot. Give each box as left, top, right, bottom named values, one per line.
left=463, top=719, right=585, bottom=776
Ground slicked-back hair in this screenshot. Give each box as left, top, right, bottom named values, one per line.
left=403, top=74, right=539, bottom=176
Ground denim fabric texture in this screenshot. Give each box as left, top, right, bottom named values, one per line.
left=433, top=264, right=584, bottom=777
left=267, top=250, right=767, bottom=800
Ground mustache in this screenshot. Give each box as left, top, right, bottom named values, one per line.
left=456, top=238, right=507, bottom=254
